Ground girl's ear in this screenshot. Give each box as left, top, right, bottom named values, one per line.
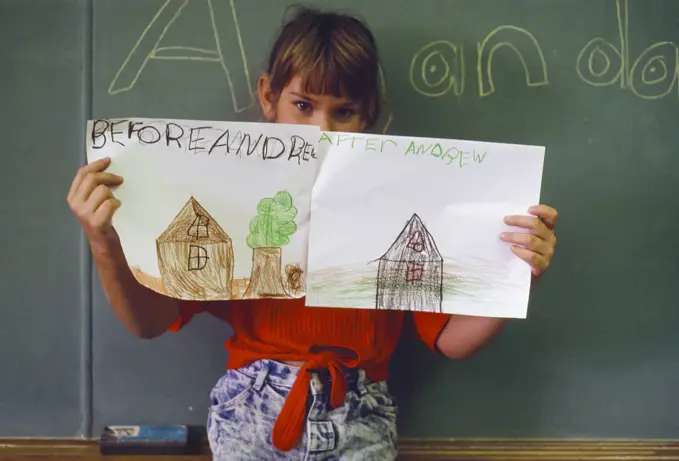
left=257, top=73, right=276, bottom=121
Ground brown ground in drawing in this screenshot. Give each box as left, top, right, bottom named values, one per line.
left=130, top=265, right=251, bottom=301
left=130, top=263, right=306, bottom=301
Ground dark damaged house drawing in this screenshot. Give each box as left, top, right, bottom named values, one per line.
left=375, top=213, right=444, bottom=313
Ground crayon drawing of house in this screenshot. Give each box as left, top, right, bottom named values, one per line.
left=156, top=196, right=233, bottom=300
left=375, top=213, right=443, bottom=313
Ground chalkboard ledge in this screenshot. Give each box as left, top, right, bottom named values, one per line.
left=398, top=439, right=679, bottom=459
left=1, top=438, right=678, bottom=459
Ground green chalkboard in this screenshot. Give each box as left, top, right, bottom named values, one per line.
left=1, top=0, right=678, bottom=440
left=0, top=0, right=87, bottom=436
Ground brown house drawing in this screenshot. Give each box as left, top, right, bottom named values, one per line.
left=375, top=213, right=443, bottom=313
left=156, top=196, right=233, bottom=300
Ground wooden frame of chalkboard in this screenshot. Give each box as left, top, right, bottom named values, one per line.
left=2, top=438, right=679, bottom=460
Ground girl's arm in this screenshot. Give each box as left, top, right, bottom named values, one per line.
left=92, top=238, right=181, bottom=339
left=435, top=315, right=508, bottom=359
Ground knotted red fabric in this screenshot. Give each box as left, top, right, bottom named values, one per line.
left=271, top=351, right=360, bottom=452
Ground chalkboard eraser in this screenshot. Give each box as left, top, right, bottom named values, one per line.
left=99, top=425, right=198, bottom=455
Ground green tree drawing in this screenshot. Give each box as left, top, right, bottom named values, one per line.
left=242, top=191, right=298, bottom=299
left=246, top=191, right=298, bottom=248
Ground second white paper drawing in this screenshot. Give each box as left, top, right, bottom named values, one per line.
left=306, top=132, right=545, bottom=318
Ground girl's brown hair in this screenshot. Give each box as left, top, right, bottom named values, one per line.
left=266, top=6, right=382, bottom=129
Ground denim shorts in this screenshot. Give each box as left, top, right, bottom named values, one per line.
left=207, top=359, right=398, bottom=460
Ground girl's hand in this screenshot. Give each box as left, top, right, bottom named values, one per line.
left=67, top=157, right=124, bottom=254
left=500, top=204, right=558, bottom=277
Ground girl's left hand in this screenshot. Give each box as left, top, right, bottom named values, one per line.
left=500, top=204, right=558, bottom=277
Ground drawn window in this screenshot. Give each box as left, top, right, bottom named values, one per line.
left=407, top=230, right=424, bottom=252
left=405, top=262, right=424, bottom=283
left=188, top=245, right=209, bottom=271
left=188, top=215, right=209, bottom=240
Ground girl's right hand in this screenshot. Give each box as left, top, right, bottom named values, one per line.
left=67, top=157, right=124, bottom=254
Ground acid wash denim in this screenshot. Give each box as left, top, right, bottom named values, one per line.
left=206, top=359, right=398, bottom=460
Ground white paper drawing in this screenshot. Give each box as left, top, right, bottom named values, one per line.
left=305, top=132, right=545, bottom=318
left=86, top=117, right=320, bottom=301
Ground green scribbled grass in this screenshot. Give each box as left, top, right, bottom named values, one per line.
left=308, top=260, right=503, bottom=309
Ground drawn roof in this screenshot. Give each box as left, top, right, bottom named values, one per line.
left=157, top=196, right=231, bottom=244
left=378, top=213, right=443, bottom=263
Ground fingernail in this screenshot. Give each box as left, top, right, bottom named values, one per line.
left=500, top=233, right=508, bottom=240
left=503, top=216, right=510, bottom=223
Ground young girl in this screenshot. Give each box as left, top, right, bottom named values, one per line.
left=67, top=6, right=558, bottom=460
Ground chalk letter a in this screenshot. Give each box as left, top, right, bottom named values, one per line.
left=108, top=0, right=252, bottom=112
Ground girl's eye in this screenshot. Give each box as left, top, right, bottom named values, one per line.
left=336, top=108, right=356, bottom=119
left=295, top=101, right=312, bottom=112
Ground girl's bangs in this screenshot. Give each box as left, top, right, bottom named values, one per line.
left=293, top=51, right=366, bottom=102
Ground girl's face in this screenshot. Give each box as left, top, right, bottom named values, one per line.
left=258, top=75, right=366, bottom=134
